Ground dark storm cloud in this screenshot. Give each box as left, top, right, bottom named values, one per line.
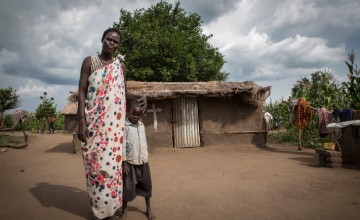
left=255, top=0, right=360, bottom=52
left=0, top=0, right=120, bottom=89
left=179, top=0, right=239, bottom=24
left=1, top=60, right=76, bottom=85
left=0, top=0, right=91, bottom=84
left=1, top=0, right=360, bottom=111
left=0, top=0, right=88, bottom=47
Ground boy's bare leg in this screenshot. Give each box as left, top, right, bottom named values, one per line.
left=120, top=201, right=128, bottom=220
left=145, top=197, right=155, bottom=219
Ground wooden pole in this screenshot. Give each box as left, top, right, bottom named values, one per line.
left=282, top=100, right=317, bottom=111
left=19, top=120, right=28, bottom=143
left=298, top=130, right=301, bottom=150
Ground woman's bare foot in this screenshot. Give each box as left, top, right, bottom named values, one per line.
left=146, top=210, right=155, bottom=220
left=120, top=209, right=127, bottom=220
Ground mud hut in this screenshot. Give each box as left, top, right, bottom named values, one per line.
left=60, top=91, right=78, bottom=133
left=61, top=81, right=271, bottom=148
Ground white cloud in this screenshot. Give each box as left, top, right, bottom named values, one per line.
left=212, top=27, right=346, bottom=81
left=17, top=81, right=62, bottom=99
left=16, top=80, right=76, bottom=111
left=260, top=35, right=345, bottom=65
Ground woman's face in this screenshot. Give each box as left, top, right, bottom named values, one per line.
left=102, top=32, right=120, bottom=54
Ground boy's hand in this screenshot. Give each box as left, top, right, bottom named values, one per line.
left=122, top=162, right=129, bottom=177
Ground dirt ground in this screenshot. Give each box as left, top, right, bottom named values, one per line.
left=1, top=132, right=360, bottom=220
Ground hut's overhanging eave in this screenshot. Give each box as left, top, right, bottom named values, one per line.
left=126, top=81, right=271, bottom=101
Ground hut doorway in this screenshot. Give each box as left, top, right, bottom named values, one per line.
left=172, top=97, right=201, bottom=147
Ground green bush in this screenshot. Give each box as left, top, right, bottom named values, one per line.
left=264, top=54, right=359, bottom=149
left=5, top=111, right=64, bottom=132
left=267, top=127, right=331, bottom=148
left=0, top=134, right=24, bottom=144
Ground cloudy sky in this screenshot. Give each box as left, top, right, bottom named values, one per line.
left=1, top=0, right=360, bottom=112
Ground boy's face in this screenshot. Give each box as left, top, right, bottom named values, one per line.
left=128, top=104, right=142, bottom=125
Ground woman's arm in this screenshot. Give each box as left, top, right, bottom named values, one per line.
left=77, top=56, right=91, bottom=143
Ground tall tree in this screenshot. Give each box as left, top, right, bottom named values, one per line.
left=0, top=87, right=20, bottom=128
left=113, top=1, right=229, bottom=82
left=35, top=92, right=56, bottom=132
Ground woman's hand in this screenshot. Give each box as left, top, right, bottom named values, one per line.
left=77, top=122, right=89, bottom=144
left=137, top=96, right=147, bottom=113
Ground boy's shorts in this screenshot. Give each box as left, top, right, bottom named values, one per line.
left=123, top=162, right=152, bottom=202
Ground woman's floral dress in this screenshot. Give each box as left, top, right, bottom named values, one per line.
left=82, top=56, right=125, bottom=219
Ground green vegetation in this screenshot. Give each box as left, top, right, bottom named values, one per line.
left=34, top=92, right=56, bottom=133
left=342, top=52, right=360, bottom=109
left=0, top=90, right=65, bottom=133
left=291, top=69, right=347, bottom=109
left=23, top=111, right=64, bottom=131
left=0, top=134, right=25, bottom=145
left=266, top=52, right=360, bottom=148
left=113, top=1, right=228, bottom=82
left=0, top=87, right=20, bottom=129
left=3, top=111, right=64, bottom=132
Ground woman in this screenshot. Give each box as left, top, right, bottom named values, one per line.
left=77, top=28, right=146, bottom=220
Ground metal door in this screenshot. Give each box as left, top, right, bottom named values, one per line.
left=173, top=97, right=201, bottom=147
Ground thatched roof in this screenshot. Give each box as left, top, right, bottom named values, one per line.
left=61, top=81, right=271, bottom=115
left=60, top=91, right=78, bottom=115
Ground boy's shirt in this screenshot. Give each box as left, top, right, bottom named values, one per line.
left=123, top=118, right=149, bottom=165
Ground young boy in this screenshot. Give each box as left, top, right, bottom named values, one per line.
left=122, top=99, right=154, bottom=220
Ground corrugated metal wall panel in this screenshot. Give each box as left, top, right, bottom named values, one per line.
left=173, top=97, right=201, bottom=147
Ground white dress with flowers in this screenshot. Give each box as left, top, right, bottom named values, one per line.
left=82, top=56, right=125, bottom=219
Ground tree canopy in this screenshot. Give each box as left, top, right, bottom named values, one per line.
left=0, top=87, right=20, bottom=115
left=35, top=92, right=56, bottom=132
left=113, top=1, right=229, bottom=82
left=35, top=92, right=56, bottom=120
left=0, top=87, right=20, bottom=128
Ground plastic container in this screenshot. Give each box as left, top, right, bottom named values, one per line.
left=323, top=142, right=336, bottom=150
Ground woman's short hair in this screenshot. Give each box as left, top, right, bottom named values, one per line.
left=101, top=28, right=121, bottom=42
